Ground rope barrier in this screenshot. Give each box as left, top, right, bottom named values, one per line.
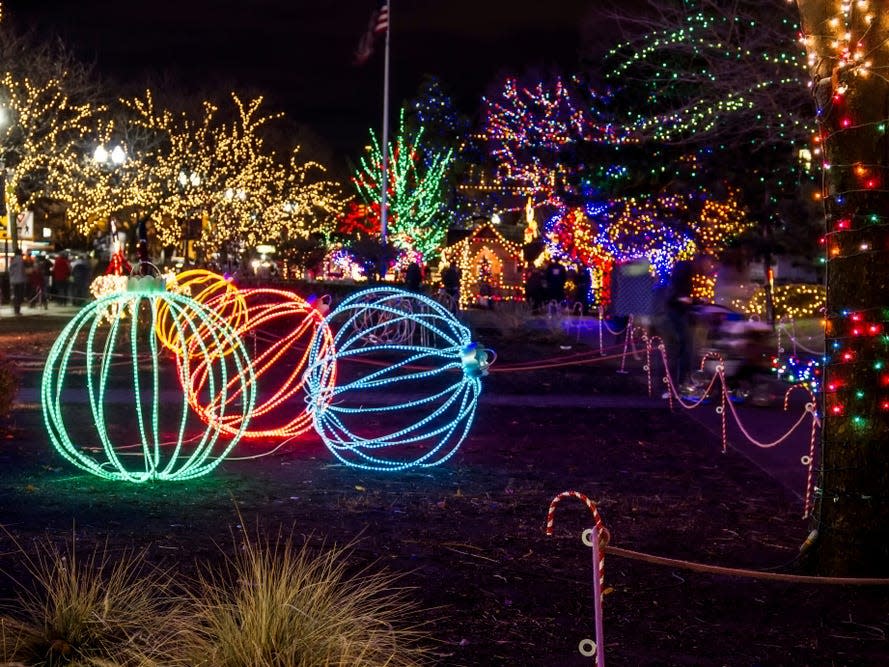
left=604, top=544, right=889, bottom=585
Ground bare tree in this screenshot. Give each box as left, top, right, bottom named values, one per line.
left=592, top=0, right=812, bottom=148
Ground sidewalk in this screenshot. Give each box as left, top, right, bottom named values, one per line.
left=0, top=302, right=81, bottom=320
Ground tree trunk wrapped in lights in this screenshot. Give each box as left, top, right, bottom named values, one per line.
left=797, top=0, right=889, bottom=575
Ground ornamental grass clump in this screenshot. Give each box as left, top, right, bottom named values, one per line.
left=0, top=534, right=186, bottom=666
left=181, top=527, right=432, bottom=667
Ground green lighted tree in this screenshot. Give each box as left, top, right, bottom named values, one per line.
left=353, top=109, right=454, bottom=263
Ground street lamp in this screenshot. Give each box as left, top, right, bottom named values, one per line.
left=178, top=169, right=202, bottom=262
left=178, top=169, right=201, bottom=189
left=94, top=144, right=126, bottom=167
left=0, top=105, right=12, bottom=262
left=93, top=143, right=128, bottom=261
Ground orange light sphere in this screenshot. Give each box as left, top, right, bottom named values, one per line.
left=156, top=269, right=248, bottom=357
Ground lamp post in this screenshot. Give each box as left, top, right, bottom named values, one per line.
left=93, top=143, right=128, bottom=260
left=178, top=169, right=201, bottom=263
left=0, top=106, right=15, bottom=267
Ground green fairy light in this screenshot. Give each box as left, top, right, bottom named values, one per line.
left=42, top=289, right=256, bottom=482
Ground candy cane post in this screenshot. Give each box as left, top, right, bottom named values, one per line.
left=546, top=491, right=609, bottom=666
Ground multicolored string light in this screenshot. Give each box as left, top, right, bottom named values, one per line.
left=797, top=0, right=889, bottom=448
left=353, top=109, right=454, bottom=262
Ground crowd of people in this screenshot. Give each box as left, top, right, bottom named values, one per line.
left=6, top=250, right=94, bottom=315
left=524, top=260, right=593, bottom=314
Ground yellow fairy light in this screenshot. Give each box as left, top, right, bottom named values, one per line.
left=731, top=284, right=826, bottom=320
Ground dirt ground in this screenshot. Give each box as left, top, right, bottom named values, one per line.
left=0, top=314, right=887, bottom=666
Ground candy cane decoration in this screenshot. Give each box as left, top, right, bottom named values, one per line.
left=782, top=384, right=820, bottom=519
left=547, top=491, right=608, bottom=665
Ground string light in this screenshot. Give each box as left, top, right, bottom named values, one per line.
left=184, top=288, right=336, bottom=442
left=156, top=269, right=247, bottom=357
left=41, top=281, right=256, bottom=482
left=353, top=109, right=454, bottom=263
left=303, top=288, right=488, bottom=472
left=440, top=222, right=525, bottom=308
left=731, top=284, right=826, bottom=320
left=797, top=0, right=889, bottom=446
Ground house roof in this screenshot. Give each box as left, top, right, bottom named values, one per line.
left=444, top=222, right=524, bottom=259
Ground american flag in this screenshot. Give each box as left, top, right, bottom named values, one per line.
left=354, top=2, right=389, bottom=65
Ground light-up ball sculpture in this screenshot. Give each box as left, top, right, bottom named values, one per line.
left=41, top=277, right=256, bottom=482
left=185, top=287, right=336, bottom=441
left=303, top=287, right=490, bottom=471
left=156, top=269, right=247, bottom=357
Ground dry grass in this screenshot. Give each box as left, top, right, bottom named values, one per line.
left=0, top=522, right=434, bottom=667
left=180, top=526, right=432, bottom=667
left=0, top=532, right=187, bottom=667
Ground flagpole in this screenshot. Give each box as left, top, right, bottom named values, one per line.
left=379, top=0, right=390, bottom=247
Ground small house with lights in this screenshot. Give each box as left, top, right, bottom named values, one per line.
left=441, top=222, right=525, bottom=308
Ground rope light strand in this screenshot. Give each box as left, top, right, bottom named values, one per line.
left=42, top=283, right=256, bottom=482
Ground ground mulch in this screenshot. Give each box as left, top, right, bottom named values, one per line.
left=0, top=314, right=886, bottom=666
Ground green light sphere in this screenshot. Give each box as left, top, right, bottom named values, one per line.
left=41, top=286, right=256, bottom=482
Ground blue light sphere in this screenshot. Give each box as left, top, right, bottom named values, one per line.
left=303, top=287, right=489, bottom=471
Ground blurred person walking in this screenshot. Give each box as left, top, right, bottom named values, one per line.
left=440, top=262, right=460, bottom=312
left=404, top=261, right=423, bottom=292
left=9, top=249, right=26, bottom=316
left=52, top=252, right=72, bottom=305
left=663, top=255, right=714, bottom=396
left=71, top=254, right=91, bottom=304
left=663, top=259, right=696, bottom=397
left=28, top=257, right=48, bottom=309
left=544, top=259, right=566, bottom=304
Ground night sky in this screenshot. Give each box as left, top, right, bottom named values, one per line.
left=8, top=0, right=605, bottom=161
